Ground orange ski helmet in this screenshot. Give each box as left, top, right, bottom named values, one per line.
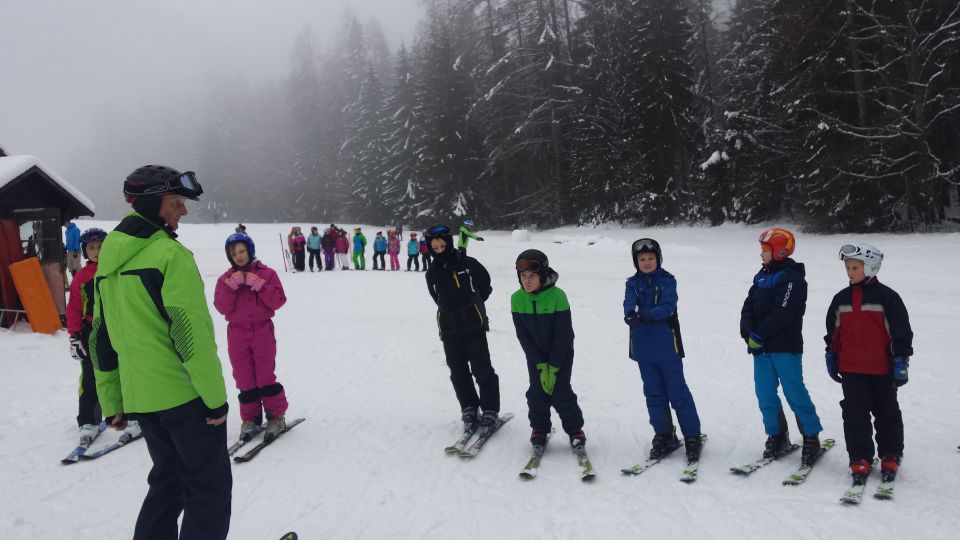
left=759, top=228, right=795, bottom=261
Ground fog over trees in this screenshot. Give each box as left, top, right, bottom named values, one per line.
left=6, top=1, right=959, bottom=231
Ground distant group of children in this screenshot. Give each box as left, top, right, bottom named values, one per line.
left=66, top=220, right=912, bottom=481
left=281, top=220, right=485, bottom=273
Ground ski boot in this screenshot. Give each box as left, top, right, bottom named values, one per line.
left=478, top=410, right=498, bottom=428
left=649, top=428, right=681, bottom=460
left=762, top=430, right=792, bottom=459
left=799, top=434, right=821, bottom=467
left=849, top=458, right=873, bottom=483
left=880, top=454, right=901, bottom=482
left=264, top=414, right=286, bottom=442
left=119, top=419, right=141, bottom=444
left=530, top=429, right=548, bottom=448
left=240, top=419, right=262, bottom=441
left=78, top=424, right=99, bottom=447
left=684, top=435, right=703, bottom=463
left=461, top=406, right=479, bottom=433
left=569, top=429, right=586, bottom=449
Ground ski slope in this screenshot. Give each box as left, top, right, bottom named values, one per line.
left=2, top=222, right=958, bottom=539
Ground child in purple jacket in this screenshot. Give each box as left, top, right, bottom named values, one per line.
left=214, top=233, right=290, bottom=441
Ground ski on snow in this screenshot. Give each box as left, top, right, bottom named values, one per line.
left=61, top=421, right=107, bottom=464
left=458, top=413, right=514, bottom=459
left=519, top=432, right=552, bottom=480
left=729, top=443, right=800, bottom=475
left=233, top=418, right=306, bottom=463
left=79, top=431, right=145, bottom=460
left=874, top=471, right=897, bottom=500
left=574, top=443, right=596, bottom=481
left=678, top=434, right=708, bottom=483
left=840, top=459, right=878, bottom=504
left=228, top=425, right=266, bottom=457
left=278, top=533, right=298, bottom=540
left=444, top=424, right=480, bottom=455
left=782, top=438, right=836, bottom=485
left=621, top=436, right=691, bottom=479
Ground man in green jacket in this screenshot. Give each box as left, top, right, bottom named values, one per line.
left=91, top=165, right=231, bottom=540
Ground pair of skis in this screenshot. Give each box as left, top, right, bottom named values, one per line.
left=621, top=434, right=706, bottom=483
left=233, top=418, right=306, bottom=463
left=730, top=438, right=836, bottom=486
left=840, top=459, right=897, bottom=504
left=519, top=432, right=596, bottom=481
left=62, top=422, right=143, bottom=464
left=444, top=413, right=514, bottom=458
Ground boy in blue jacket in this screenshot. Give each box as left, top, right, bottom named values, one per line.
left=511, top=249, right=586, bottom=450
left=740, top=228, right=823, bottom=466
left=623, top=238, right=702, bottom=463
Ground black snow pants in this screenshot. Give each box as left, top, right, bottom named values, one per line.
left=840, top=372, right=904, bottom=461
left=442, top=333, right=500, bottom=414
left=407, top=254, right=419, bottom=271
left=307, top=248, right=321, bottom=271
left=134, top=398, right=232, bottom=540
left=373, top=252, right=386, bottom=270
left=77, top=354, right=101, bottom=427
left=526, top=357, right=584, bottom=435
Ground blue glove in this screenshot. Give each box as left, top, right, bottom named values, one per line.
left=892, top=357, right=909, bottom=387
left=746, top=331, right=764, bottom=355
left=825, top=352, right=842, bottom=383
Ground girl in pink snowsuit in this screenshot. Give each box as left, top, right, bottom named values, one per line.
left=335, top=229, right=351, bottom=270
left=214, top=233, right=289, bottom=435
left=387, top=230, right=401, bottom=271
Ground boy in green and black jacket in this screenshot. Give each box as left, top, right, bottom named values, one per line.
left=511, top=249, right=586, bottom=450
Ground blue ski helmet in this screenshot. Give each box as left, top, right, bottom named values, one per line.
left=80, top=227, right=107, bottom=258
left=225, top=232, right=256, bottom=266
left=464, top=219, right=474, bottom=227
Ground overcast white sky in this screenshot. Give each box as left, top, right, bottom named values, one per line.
left=0, top=0, right=423, bottom=190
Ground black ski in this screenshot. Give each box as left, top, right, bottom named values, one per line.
left=458, top=413, right=514, bottom=458
left=228, top=425, right=266, bottom=456
left=233, top=418, right=305, bottom=463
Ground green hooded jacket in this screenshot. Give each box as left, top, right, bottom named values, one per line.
left=90, top=213, right=227, bottom=417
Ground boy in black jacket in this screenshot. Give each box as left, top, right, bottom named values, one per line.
left=424, top=225, right=500, bottom=433
left=825, top=243, right=912, bottom=481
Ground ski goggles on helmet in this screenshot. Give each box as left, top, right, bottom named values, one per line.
left=631, top=238, right=658, bottom=252
left=839, top=244, right=883, bottom=261
left=128, top=171, right=204, bottom=200
left=426, top=225, right=451, bottom=238
left=80, top=228, right=107, bottom=244
left=515, top=259, right=543, bottom=272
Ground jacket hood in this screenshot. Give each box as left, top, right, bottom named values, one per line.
left=96, top=213, right=174, bottom=275
left=763, top=257, right=804, bottom=277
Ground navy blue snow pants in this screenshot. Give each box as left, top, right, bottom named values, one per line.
left=638, top=359, right=701, bottom=437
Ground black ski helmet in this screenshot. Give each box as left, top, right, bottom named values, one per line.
left=631, top=238, right=662, bottom=270
left=123, top=165, right=203, bottom=202
left=515, top=249, right=549, bottom=277
left=424, top=225, right=454, bottom=259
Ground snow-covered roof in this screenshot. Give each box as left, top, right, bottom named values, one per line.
left=0, top=155, right=95, bottom=216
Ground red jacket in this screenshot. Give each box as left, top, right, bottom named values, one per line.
left=824, top=278, right=913, bottom=375
left=67, top=261, right=97, bottom=337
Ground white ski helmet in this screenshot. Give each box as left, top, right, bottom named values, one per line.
left=839, top=243, right=883, bottom=277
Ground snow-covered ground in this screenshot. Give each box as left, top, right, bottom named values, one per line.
left=2, top=222, right=958, bottom=539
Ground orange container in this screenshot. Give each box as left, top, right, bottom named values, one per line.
left=9, top=256, right=62, bottom=333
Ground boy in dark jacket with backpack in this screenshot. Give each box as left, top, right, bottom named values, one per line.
left=511, top=249, right=586, bottom=451
left=825, top=243, right=912, bottom=482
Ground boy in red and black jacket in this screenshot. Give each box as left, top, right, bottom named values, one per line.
left=825, top=243, right=913, bottom=482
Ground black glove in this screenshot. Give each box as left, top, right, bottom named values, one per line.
left=892, top=357, right=908, bottom=387
left=825, top=352, right=842, bottom=383
left=477, top=237, right=485, bottom=241
left=205, top=402, right=229, bottom=419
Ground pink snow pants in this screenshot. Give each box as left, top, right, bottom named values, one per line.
left=389, top=253, right=400, bottom=270
left=227, top=320, right=289, bottom=421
